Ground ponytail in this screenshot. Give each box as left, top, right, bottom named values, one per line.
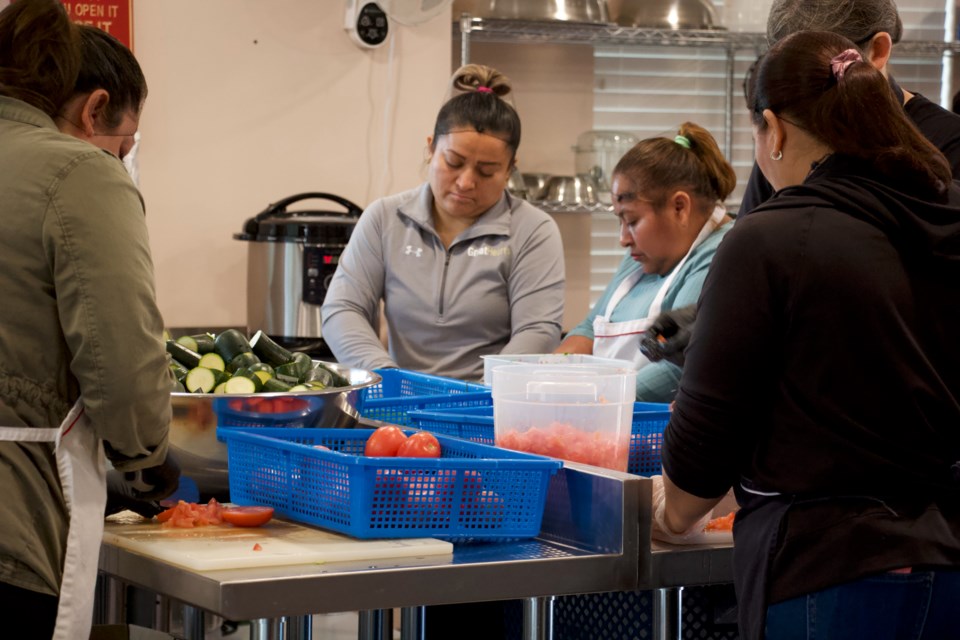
left=750, top=30, right=950, bottom=201
left=613, top=121, right=737, bottom=208
left=0, top=0, right=81, bottom=116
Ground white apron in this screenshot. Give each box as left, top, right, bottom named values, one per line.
left=0, top=399, right=107, bottom=640
left=593, top=205, right=727, bottom=369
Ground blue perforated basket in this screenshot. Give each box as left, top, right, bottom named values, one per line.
left=408, top=402, right=672, bottom=477
left=217, top=427, right=561, bottom=541
left=357, top=369, right=491, bottom=426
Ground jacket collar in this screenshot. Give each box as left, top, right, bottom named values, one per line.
left=398, top=183, right=516, bottom=241
left=0, top=95, right=58, bottom=131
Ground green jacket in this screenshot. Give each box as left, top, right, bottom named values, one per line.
left=0, top=96, right=171, bottom=595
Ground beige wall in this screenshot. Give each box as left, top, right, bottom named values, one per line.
left=453, top=41, right=595, bottom=175
left=133, top=2, right=453, bottom=328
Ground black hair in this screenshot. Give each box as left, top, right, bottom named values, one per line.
left=0, top=0, right=80, bottom=116
left=432, top=64, right=521, bottom=162
left=748, top=30, right=950, bottom=201
left=76, top=26, right=147, bottom=128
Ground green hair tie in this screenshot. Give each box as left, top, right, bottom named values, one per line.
left=674, top=135, right=691, bottom=149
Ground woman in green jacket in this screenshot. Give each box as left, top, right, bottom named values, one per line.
left=0, top=2, right=178, bottom=638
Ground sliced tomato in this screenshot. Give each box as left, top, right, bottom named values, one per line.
left=221, top=506, right=275, bottom=527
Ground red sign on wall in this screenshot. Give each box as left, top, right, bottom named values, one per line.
left=60, top=1, right=133, bottom=50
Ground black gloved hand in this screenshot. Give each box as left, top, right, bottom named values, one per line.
left=132, top=450, right=181, bottom=502
left=105, top=470, right=163, bottom=518
left=639, top=304, right=698, bottom=367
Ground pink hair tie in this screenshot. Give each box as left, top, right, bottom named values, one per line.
left=476, top=86, right=493, bottom=93
left=831, top=48, right=862, bottom=81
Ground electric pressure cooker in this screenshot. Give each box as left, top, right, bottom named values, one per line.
left=234, top=192, right=363, bottom=356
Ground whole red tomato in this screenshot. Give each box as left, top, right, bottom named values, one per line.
left=364, top=426, right=408, bottom=457
left=396, top=431, right=441, bottom=458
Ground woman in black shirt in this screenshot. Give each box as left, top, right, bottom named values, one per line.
left=655, top=30, right=960, bottom=640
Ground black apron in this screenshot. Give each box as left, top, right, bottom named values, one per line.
left=731, top=478, right=794, bottom=640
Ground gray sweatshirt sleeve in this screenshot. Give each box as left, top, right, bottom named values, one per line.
left=321, top=201, right=398, bottom=371
left=500, top=210, right=565, bottom=355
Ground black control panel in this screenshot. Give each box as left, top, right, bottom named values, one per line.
left=303, top=246, right=341, bottom=305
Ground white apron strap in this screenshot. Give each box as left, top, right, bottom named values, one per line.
left=592, top=204, right=727, bottom=367
left=0, top=400, right=107, bottom=640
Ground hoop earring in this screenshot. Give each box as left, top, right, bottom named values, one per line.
left=770, top=149, right=783, bottom=161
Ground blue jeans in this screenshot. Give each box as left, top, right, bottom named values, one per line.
left=765, top=569, right=960, bottom=639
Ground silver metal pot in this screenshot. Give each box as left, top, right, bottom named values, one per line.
left=454, top=0, right=609, bottom=23
left=234, top=193, right=363, bottom=355
left=169, top=361, right=381, bottom=499
left=609, top=0, right=717, bottom=29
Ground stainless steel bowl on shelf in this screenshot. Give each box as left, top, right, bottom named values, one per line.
left=169, top=362, right=380, bottom=499
left=453, top=0, right=609, bottom=24
left=542, top=174, right=601, bottom=207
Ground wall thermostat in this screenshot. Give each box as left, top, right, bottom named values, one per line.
left=345, top=1, right=389, bottom=49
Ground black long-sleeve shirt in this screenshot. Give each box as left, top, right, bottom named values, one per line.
left=664, top=154, right=960, bottom=602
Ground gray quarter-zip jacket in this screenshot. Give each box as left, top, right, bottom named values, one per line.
left=321, top=183, right=565, bottom=381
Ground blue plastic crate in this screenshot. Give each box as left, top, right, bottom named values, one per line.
left=217, top=426, right=561, bottom=541
left=357, top=369, right=491, bottom=426
left=408, top=402, right=672, bottom=477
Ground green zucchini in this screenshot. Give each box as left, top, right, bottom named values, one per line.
left=189, top=333, right=216, bottom=354
left=224, top=375, right=258, bottom=394
left=166, top=340, right=201, bottom=369
left=290, top=351, right=313, bottom=377
left=248, top=362, right=275, bottom=376
left=250, top=330, right=295, bottom=366
left=169, top=360, right=190, bottom=384
left=316, top=362, right=351, bottom=387
left=274, top=362, right=303, bottom=384
left=262, top=377, right=293, bottom=392
left=227, top=351, right=261, bottom=374
left=213, top=381, right=229, bottom=394
left=175, top=335, right=199, bottom=352
left=198, top=352, right=226, bottom=372
left=304, top=366, right=333, bottom=387
left=288, top=384, right=310, bottom=391
left=185, top=367, right=218, bottom=393
left=171, top=378, right=186, bottom=393
left=214, top=329, right=252, bottom=363
left=232, top=367, right=265, bottom=391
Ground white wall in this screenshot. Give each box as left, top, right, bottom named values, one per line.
left=133, top=1, right=452, bottom=328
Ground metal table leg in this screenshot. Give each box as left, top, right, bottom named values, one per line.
left=283, top=614, right=313, bottom=640
left=94, top=574, right=126, bottom=625
left=181, top=604, right=206, bottom=640
left=653, top=587, right=683, bottom=640
left=250, top=618, right=285, bottom=640
left=522, top=596, right=555, bottom=640
left=358, top=608, right=393, bottom=640
left=400, top=606, right=425, bottom=640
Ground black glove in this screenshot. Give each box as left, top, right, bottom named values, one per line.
left=105, top=470, right=163, bottom=518
left=104, top=451, right=181, bottom=518
left=133, top=450, right=181, bottom=501
left=639, top=304, right=698, bottom=367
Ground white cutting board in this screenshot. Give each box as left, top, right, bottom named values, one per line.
left=102, top=516, right=453, bottom=571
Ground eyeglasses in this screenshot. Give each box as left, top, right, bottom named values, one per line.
left=54, top=113, right=138, bottom=139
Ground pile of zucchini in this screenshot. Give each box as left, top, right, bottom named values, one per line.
left=166, top=329, right=350, bottom=394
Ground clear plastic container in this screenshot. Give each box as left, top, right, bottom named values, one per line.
left=481, top=353, right=635, bottom=387
left=571, top=130, right=639, bottom=201
left=492, top=363, right=637, bottom=472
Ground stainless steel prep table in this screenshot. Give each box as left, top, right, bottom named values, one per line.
left=98, top=462, right=643, bottom=640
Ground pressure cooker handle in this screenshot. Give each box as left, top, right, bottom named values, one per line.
left=253, top=192, right=363, bottom=221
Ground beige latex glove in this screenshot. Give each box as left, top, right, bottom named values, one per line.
left=650, top=474, right=714, bottom=544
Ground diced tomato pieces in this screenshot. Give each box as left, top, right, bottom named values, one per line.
left=155, top=498, right=224, bottom=528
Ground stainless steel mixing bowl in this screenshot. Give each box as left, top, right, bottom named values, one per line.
left=169, top=362, right=381, bottom=499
